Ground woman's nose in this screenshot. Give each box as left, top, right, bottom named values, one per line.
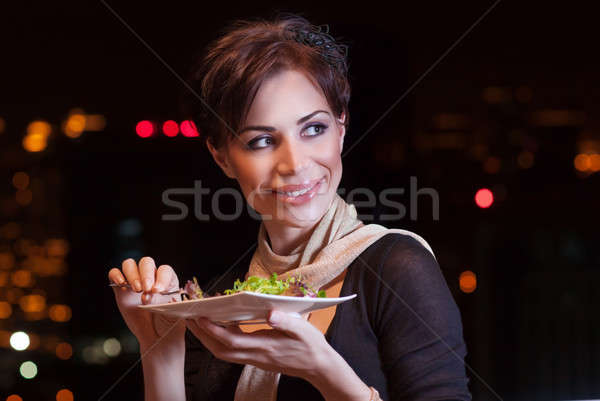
left=276, top=137, right=309, bottom=176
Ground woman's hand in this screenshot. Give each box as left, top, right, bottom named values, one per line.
left=185, top=310, right=334, bottom=381
left=108, top=256, right=186, bottom=352
left=109, top=256, right=187, bottom=401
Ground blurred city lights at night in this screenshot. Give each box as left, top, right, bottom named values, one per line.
left=10, top=331, right=30, bottom=351
left=56, top=342, right=73, bottom=360
left=459, top=270, right=477, bottom=293
left=475, top=188, right=494, bottom=208
left=136, top=120, right=155, bottom=138
left=162, top=120, right=179, bottom=137
left=103, top=337, right=122, bottom=357
left=180, top=120, right=200, bottom=137
left=19, top=361, right=38, bottom=379
left=56, top=389, right=74, bottom=401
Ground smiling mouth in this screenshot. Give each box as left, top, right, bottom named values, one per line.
left=268, top=177, right=325, bottom=197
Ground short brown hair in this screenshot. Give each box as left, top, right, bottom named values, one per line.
left=182, top=12, right=351, bottom=150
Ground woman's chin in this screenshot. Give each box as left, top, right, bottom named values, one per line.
left=267, top=194, right=331, bottom=225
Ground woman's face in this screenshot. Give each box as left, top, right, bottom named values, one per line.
left=207, top=68, right=346, bottom=228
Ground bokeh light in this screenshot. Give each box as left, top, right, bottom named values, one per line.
left=56, top=389, right=74, bottom=401
left=45, top=238, right=70, bottom=257
left=10, top=331, right=30, bottom=351
left=19, top=294, right=46, bottom=313
left=11, top=270, right=34, bottom=287
left=459, top=270, right=477, bottom=293
left=589, top=154, right=600, bottom=172
left=85, top=114, right=107, bottom=131
left=475, top=188, right=494, bottom=208
left=22, top=133, right=48, bottom=152
left=103, top=337, right=122, bottom=357
left=162, top=120, right=179, bottom=137
left=574, top=154, right=591, bottom=172
left=136, top=120, right=154, bottom=138
left=6, top=395, right=23, bottom=401
left=56, top=342, right=73, bottom=360
left=15, top=189, right=33, bottom=206
left=49, top=305, right=72, bottom=322
left=12, top=172, right=30, bottom=190
left=19, top=361, right=37, bottom=379
left=23, top=121, right=51, bottom=152
left=180, top=120, right=200, bottom=137
left=63, top=112, right=86, bottom=138
left=0, top=301, right=12, bottom=318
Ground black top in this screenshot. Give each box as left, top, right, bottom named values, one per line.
left=184, top=233, right=472, bottom=400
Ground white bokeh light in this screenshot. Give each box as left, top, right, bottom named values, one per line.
left=10, top=331, right=30, bottom=351
left=103, top=337, right=122, bottom=357
left=19, top=361, right=37, bottom=379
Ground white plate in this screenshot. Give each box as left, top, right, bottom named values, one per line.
left=138, top=291, right=357, bottom=324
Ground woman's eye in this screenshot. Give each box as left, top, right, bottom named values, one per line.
left=247, top=136, right=272, bottom=150
left=304, top=123, right=328, bottom=137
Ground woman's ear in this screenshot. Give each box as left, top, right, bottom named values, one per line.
left=337, top=112, right=346, bottom=152
left=206, top=138, right=237, bottom=179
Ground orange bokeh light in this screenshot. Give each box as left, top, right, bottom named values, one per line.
left=589, top=154, right=600, bottom=172
left=574, top=154, right=591, bottom=171
left=7, top=395, right=23, bottom=401
left=11, top=270, right=34, bottom=287
left=56, top=342, right=73, bottom=360
left=0, top=301, right=12, bottom=319
left=15, top=189, right=33, bottom=206
left=459, top=270, right=477, bottom=293
left=19, top=294, right=46, bottom=313
left=12, top=172, right=30, bottom=190
left=56, top=389, right=74, bottom=401
left=49, top=305, right=72, bottom=322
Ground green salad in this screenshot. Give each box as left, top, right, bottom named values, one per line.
left=182, top=273, right=326, bottom=300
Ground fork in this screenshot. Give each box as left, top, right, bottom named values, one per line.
left=109, top=283, right=183, bottom=296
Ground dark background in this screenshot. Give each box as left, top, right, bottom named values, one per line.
left=1, top=1, right=599, bottom=400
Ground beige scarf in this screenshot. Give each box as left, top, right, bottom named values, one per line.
left=233, top=193, right=435, bottom=401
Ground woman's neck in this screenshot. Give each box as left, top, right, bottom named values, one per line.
left=263, top=219, right=318, bottom=256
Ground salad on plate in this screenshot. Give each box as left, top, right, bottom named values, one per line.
left=180, top=272, right=327, bottom=301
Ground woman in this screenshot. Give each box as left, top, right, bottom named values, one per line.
left=108, top=13, right=472, bottom=401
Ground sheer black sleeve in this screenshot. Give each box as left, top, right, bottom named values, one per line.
left=373, top=234, right=472, bottom=400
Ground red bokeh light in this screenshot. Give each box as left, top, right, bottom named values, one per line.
left=162, top=120, right=179, bottom=137
left=474, top=188, right=494, bottom=208
left=136, top=121, right=154, bottom=138
left=180, top=120, right=200, bottom=137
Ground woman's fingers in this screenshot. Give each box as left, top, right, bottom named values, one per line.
left=266, top=310, right=311, bottom=340
left=154, top=264, right=176, bottom=293
left=108, top=267, right=125, bottom=285
left=122, top=259, right=142, bottom=292
left=185, top=319, right=251, bottom=363
left=139, top=257, right=157, bottom=292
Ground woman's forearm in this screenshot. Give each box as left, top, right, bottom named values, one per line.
left=140, top=340, right=186, bottom=401
left=307, top=348, right=374, bottom=401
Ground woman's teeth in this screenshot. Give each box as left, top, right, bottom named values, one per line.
left=275, top=186, right=311, bottom=197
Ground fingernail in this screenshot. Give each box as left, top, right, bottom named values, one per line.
left=133, top=279, right=142, bottom=292
left=144, top=279, right=152, bottom=291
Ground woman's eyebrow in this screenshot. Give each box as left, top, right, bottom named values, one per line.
left=237, top=110, right=330, bottom=135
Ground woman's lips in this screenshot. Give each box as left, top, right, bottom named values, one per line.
left=271, top=177, right=325, bottom=193
left=269, top=177, right=326, bottom=205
